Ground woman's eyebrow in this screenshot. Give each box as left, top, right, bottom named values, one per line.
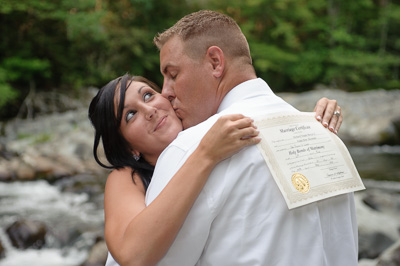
left=123, top=85, right=149, bottom=109
left=138, top=85, right=146, bottom=94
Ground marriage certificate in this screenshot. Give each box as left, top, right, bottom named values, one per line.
left=254, top=112, right=365, bottom=209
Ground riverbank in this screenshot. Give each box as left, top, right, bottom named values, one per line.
left=0, top=88, right=399, bottom=265
left=279, top=86, right=400, bottom=146
left=356, top=179, right=400, bottom=265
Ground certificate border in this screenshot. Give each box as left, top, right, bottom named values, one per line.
left=255, top=112, right=365, bottom=209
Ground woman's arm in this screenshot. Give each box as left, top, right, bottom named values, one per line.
left=105, top=114, right=260, bottom=266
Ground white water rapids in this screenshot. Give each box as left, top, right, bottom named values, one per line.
left=0, top=180, right=104, bottom=266
left=0, top=145, right=399, bottom=265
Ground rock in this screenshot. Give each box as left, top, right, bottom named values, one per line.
left=16, top=87, right=98, bottom=119
left=356, top=192, right=400, bottom=238
left=377, top=239, right=400, bottom=266
left=0, top=107, right=108, bottom=181
left=361, top=189, right=400, bottom=213
left=49, top=227, right=83, bottom=248
left=0, top=88, right=398, bottom=182
left=0, top=166, right=15, bottom=181
left=6, top=220, right=47, bottom=249
left=356, top=190, right=400, bottom=260
left=391, top=117, right=400, bottom=145
left=0, top=240, right=5, bottom=259
left=81, top=239, right=108, bottom=266
left=0, top=143, right=16, bottom=160
left=359, top=232, right=396, bottom=259
left=0, top=87, right=398, bottom=265
left=362, top=179, right=400, bottom=193
left=15, top=161, right=36, bottom=181
left=359, top=258, right=379, bottom=266
left=278, top=88, right=400, bottom=145
left=56, top=173, right=105, bottom=195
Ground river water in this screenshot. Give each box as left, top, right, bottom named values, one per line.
left=0, top=179, right=105, bottom=265
left=0, top=145, right=399, bottom=265
left=350, top=145, right=400, bottom=181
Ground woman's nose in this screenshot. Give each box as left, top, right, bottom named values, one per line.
left=144, top=106, right=157, bottom=120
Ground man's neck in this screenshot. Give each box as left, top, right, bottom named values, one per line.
left=214, top=65, right=257, bottom=109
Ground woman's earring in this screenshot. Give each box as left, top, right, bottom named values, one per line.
left=133, top=153, right=141, bottom=161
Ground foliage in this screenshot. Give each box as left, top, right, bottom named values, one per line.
left=0, top=0, right=399, bottom=118
left=0, top=68, right=18, bottom=107
left=207, top=0, right=400, bottom=91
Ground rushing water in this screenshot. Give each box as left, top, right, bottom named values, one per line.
left=349, top=145, right=400, bottom=182
left=0, top=146, right=399, bottom=265
left=0, top=180, right=104, bottom=266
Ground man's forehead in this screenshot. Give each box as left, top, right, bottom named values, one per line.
left=160, top=38, right=184, bottom=72
left=160, top=37, right=184, bottom=59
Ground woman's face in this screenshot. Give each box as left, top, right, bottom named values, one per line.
left=117, top=81, right=183, bottom=165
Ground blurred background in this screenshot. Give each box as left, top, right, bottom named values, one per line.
left=0, top=0, right=399, bottom=265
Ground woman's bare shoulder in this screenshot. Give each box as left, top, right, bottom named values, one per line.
left=105, top=167, right=145, bottom=195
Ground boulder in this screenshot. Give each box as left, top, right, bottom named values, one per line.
left=359, top=232, right=395, bottom=259
left=81, top=239, right=108, bottom=266
left=6, top=220, right=47, bottom=249
left=0, top=88, right=398, bottom=182
left=356, top=185, right=400, bottom=262
left=0, top=107, right=107, bottom=181
left=279, top=88, right=400, bottom=145
left=359, top=258, right=379, bottom=266
left=360, top=187, right=400, bottom=214
left=377, top=239, right=400, bottom=266
left=0, top=165, right=15, bottom=182
left=49, top=227, right=83, bottom=248
left=0, top=240, right=5, bottom=259
left=15, top=161, right=36, bottom=181
left=54, top=173, right=106, bottom=197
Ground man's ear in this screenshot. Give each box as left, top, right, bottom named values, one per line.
left=206, top=46, right=224, bottom=78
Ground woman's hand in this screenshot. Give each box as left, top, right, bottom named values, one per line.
left=198, top=114, right=261, bottom=163
left=314, top=98, right=343, bottom=134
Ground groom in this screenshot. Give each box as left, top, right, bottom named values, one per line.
left=144, top=10, right=357, bottom=266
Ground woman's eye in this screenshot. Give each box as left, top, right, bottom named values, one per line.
left=125, top=111, right=136, bottom=122
left=143, top=92, right=152, bottom=102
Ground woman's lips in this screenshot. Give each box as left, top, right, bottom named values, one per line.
left=154, top=116, right=167, bottom=131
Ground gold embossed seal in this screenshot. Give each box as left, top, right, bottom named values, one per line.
left=291, top=173, right=310, bottom=193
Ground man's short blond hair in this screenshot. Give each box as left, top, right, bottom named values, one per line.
left=153, top=10, right=252, bottom=64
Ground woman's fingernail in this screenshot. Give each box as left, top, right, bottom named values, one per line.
left=329, top=126, right=334, bottom=131
left=316, top=115, right=322, bottom=121
left=323, top=121, right=328, bottom=127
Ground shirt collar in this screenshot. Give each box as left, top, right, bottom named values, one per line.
left=217, top=78, right=274, bottom=113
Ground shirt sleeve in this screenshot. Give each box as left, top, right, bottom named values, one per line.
left=145, top=141, right=215, bottom=265
left=145, top=118, right=217, bottom=205
left=145, top=144, right=187, bottom=205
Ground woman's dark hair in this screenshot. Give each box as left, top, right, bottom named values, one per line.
left=88, top=74, right=161, bottom=190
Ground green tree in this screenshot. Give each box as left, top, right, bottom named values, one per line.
left=0, top=0, right=195, bottom=118
left=205, top=0, right=400, bottom=91
left=0, top=0, right=399, bottom=119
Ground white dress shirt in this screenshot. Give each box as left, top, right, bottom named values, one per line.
left=107, top=78, right=358, bottom=266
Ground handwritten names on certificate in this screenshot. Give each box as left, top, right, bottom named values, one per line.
left=255, top=112, right=365, bottom=209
